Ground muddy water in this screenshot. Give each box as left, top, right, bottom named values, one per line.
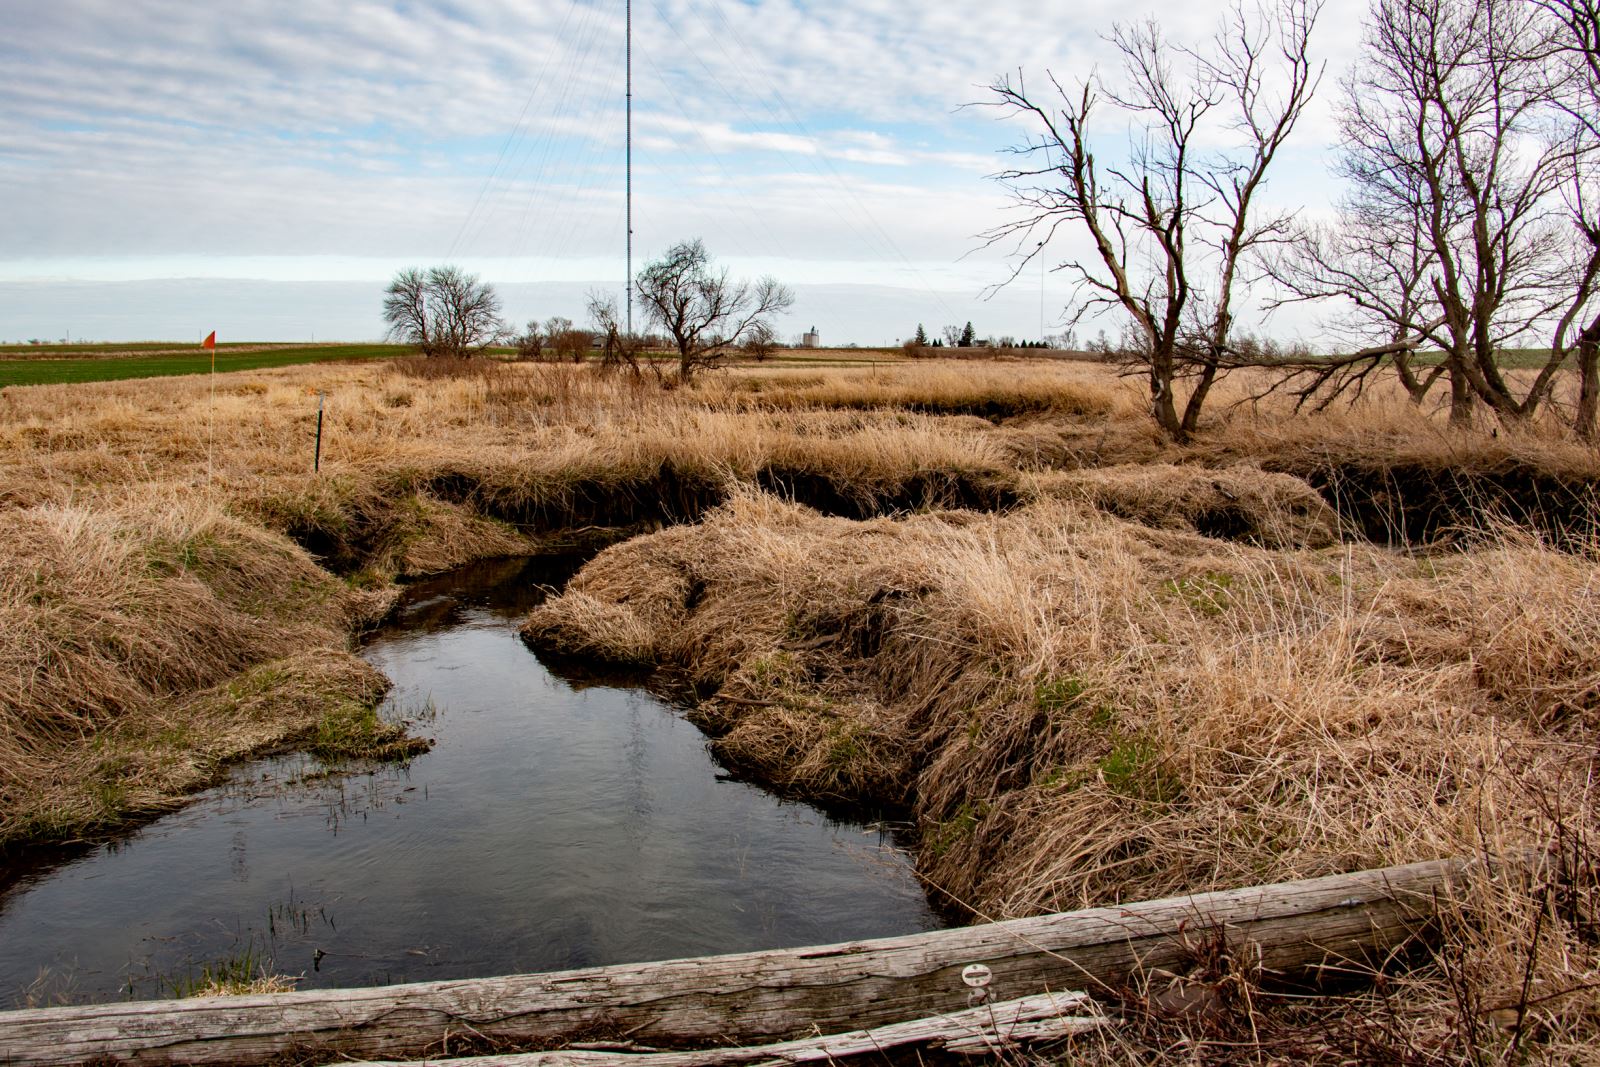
left=0, top=557, right=942, bottom=1006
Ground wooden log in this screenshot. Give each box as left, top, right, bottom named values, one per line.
left=0, top=857, right=1481, bottom=1067
left=346, top=991, right=1110, bottom=1066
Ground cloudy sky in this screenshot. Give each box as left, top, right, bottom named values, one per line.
left=0, top=0, right=1367, bottom=343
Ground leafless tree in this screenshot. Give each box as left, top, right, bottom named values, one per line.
left=635, top=239, right=794, bottom=382
left=382, top=266, right=504, bottom=358
left=742, top=322, right=780, bottom=362
left=1272, top=0, right=1570, bottom=425
left=586, top=291, right=653, bottom=379
left=543, top=316, right=592, bottom=363
left=980, top=0, right=1322, bottom=442
left=514, top=319, right=546, bottom=361
left=1536, top=0, right=1600, bottom=435
left=1264, top=167, right=1451, bottom=410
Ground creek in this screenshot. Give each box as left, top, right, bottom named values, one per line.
left=0, top=556, right=942, bottom=1006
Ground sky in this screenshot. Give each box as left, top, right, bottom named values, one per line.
left=0, top=0, right=1368, bottom=344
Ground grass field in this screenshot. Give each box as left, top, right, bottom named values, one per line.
left=0, top=343, right=406, bottom=386
left=3, top=355, right=1599, bottom=1059
left=0, top=343, right=920, bottom=386
left=2, top=342, right=200, bottom=354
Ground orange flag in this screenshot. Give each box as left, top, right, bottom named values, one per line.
left=202, top=331, right=216, bottom=350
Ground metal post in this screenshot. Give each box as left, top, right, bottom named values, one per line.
left=1038, top=242, right=1046, bottom=345
left=314, top=391, right=325, bottom=473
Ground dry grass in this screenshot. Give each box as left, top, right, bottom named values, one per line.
left=0, top=495, right=408, bottom=845
left=5, top=356, right=1600, bottom=1059
left=526, top=490, right=1600, bottom=1063
left=1026, top=463, right=1343, bottom=548
left=184, top=974, right=300, bottom=998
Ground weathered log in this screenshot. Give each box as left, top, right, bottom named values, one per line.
left=0, top=857, right=1485, bottom=1066
left=347, top=991, right=1110, bottom=1066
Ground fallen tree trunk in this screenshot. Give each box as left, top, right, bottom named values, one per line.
left=347, top=991, right=1110, bottom=1066
left=0, top=857, right=1489, bottom=1066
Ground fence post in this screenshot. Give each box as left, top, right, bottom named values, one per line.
left=314, top=391, right=325, bottom=473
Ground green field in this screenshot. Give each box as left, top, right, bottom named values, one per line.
left=0, top=343, right=919, bottom=387
left=0, top=344, right=408, bottom=387
left=0, top=341, right=274, bottom=355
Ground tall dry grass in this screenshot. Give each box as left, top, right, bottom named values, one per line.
left=525, top=490, right=1600, bottom=1062
left=5, top=355, right=1600, bottom=1055
left=0, top=495, right=398, bottom=843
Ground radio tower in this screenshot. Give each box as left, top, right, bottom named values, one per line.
left=625, top=0, right=633, bottom=336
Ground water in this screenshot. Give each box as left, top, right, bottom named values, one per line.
left=0, top=556, right=942, bottom=1006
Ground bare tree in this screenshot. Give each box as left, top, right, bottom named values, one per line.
left=1265, top=165, right=1451, bottom=410
left=742, top=322, right=780, bottom=362
left=1536, top=0, right=1600, bottom=436
left=544, top=316, right=592, bottom=363
left=1274, top=0, right=1569, bottom=425
left=981, top=0, right=1322, bottom=442
left=635, top=240, right=794, bottom=381
left=514, top=319, right=546, bottom=361
left=586, top=290, right=653, bottom=379
left=382, top=266, right=504, bottom=358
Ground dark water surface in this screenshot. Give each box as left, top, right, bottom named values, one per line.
left=0, top=557, right=942, bottom=1006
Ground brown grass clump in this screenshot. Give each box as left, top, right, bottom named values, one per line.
left=185, top=973, right=299, bottom=998
left=0, top=496, right=404, bottom=845
left=1028, top=463, right=1342, bottom=548
left=722, top=362, right=1137, bottom=420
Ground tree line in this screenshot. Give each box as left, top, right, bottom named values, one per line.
left=985, top=0, right=1600, bottom=441
left=382, top=240, right=792, bottom=382
left=901, top=323, right=1057, bottom=353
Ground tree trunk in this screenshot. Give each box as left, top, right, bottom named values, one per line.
left=1446, top=352, right=1474, bottom=427
left=1576, top=321, right=1600, bottom=441
left=0, top=857, right=1495, bottom=1067
left=1180, top=361, right=1220, bottom=437
left=1393, top=352, right=1445, bottom=404
left=1150, top=360, right=1184, bottom=442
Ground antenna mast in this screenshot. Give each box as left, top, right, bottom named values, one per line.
left=625, top=0, right=633, bottom=336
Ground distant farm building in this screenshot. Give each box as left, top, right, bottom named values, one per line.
left=801, top=327, right=820, bottom=348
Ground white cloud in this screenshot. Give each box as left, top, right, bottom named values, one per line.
left=0, top=0, right=1371, bottom=340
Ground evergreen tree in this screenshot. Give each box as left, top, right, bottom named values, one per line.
left=914, top=323, right=928, bottom=345
left=958, top=322, right=975, bottom=347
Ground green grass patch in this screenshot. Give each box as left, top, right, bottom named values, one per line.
left=305, top=702, right=431, bottom=762
left=0, top=344, right=406, bottom=386
left=1098, top=734, right=1185, bottom=805
left=1401, top=348, right=1560, bottom=370
left=167, top=937, right=293, bottom=998
left=0, top=341, right=261, bottom=354
left=1036, top=675, right=1088, bottom=713
left=1036, top=676, right=1119, bottom=728
left=1162, top=571, right=1236, bottom=616
left=926, top=799, right=989, bottom=858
